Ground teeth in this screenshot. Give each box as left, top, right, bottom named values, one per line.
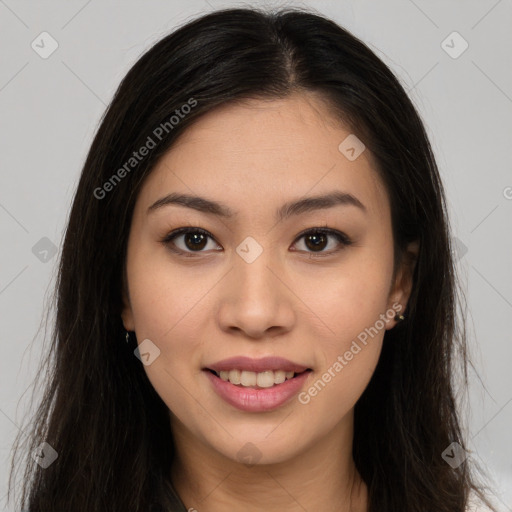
left=274, top=370, right=286, bottom=384
left=228, top=369, right=240, bottom=384
left=217, top=369, right=298, bottom=387
left=240, top=370, right=257, bottom=386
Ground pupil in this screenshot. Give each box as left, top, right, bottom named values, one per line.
left=185, top=233, right=207, bottom=251
left=305, top=233, right=327, bottom=251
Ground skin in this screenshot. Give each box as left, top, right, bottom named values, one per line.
left=121, top=92, right=418, bottom=512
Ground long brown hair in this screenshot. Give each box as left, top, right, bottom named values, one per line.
left=8, top=6, right=497, bottom=511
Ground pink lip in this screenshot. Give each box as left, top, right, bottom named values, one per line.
left=205, top=356, right=309, bottom=373
left=204, top=369, right=311, bottom=412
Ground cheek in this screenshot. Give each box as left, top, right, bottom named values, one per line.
left=296, top=272, right=389, bottom=432
left=125, top=246, right=209, bottom=400
left=128, top=274, right=207, bottom=424
left=293, top=336, right=382, bottom=448
left=127, top=240, right=207, bottom=340
left=295, top=243, right=392, bottom=409
left=305, top=246, right=393, bottom=343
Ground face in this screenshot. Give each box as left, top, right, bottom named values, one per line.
left=121, top=92, right=417, bottom=466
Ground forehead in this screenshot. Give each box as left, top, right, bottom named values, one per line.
left=135, top=93, right=390, bottom=222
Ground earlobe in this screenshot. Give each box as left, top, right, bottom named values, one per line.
left=121, top=274, right=135, bottom=331
left=121, top=301, right=135, bottom=332
left=386, top=239, right=419, bottom=329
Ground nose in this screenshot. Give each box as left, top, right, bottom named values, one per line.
left=216, top=248, right=295, bottom=340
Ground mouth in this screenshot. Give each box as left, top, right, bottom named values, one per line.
left=205, top=368, right=312, bottom=389
left=203, top=356, right=313, bottom=411
left=203, top=366, right=313, bottom=412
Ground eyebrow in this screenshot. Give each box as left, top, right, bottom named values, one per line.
left=147, top=190, right=367, bottom=221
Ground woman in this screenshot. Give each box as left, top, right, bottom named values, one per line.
left=8, top=6, right=498, bottom=511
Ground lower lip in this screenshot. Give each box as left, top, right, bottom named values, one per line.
left=204, top=370, right=311, bottom=412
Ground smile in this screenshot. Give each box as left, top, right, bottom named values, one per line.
left=204, top=367, right=312, bottom=412
left=209, top=369, right=305, bottom=388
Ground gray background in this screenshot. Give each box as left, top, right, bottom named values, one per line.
left=1, top=0, right=511, bottom=510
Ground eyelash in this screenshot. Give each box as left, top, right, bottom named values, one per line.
left=160, top=226, right=353, bottom=258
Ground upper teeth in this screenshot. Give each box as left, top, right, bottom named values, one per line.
left=218, top=369, right=295, bottom=388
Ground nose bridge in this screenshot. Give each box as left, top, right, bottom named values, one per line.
left=217, top=236, right=293, bottom=337
left=233, top=236, right=281, bottom=305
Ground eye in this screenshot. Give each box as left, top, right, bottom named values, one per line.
left=161, top=227, right=220, bottom=256
left=292, top=227, right=353, bottom=256
left=161, top=226, right=353, bottom=257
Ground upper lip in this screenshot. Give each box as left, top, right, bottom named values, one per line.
left=205, top=356, right=310, bottom=374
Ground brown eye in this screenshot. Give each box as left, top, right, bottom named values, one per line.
left=304, top=232, right=329, bottom=251
left=162, top=227, right=219, bottom=256
left=293, top=228, right=352, bottom=256
left=162, top=226, right=352, bottom=258
left=182, top=232, right=208, bottom=251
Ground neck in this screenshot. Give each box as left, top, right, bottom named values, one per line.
left=169, top=411, right=368, bottom=512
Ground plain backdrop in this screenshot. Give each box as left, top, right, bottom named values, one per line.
left=1, top=0, right=511, bottom=510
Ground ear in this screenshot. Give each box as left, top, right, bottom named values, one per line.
left=385, top=240, right=419, bottom=330
left=121, top=269, right=135, bottom=332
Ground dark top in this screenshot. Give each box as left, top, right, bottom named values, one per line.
left=151, top=479, right=188, bottom=512
left=167, top=482, right=188, bottom=512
